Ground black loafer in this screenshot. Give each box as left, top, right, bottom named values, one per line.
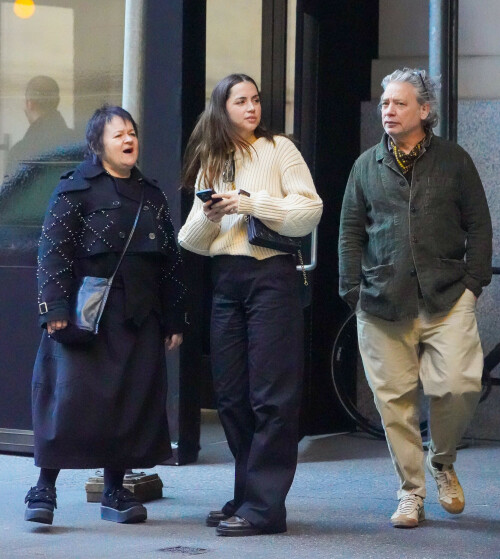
left=206, top=510, right=230, bottom=527
left=216, top=515, right=263, bottom=537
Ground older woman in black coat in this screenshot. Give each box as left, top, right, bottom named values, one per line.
left=24, top=105, right=185, bottom=525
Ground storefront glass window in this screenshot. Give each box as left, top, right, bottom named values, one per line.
left=0, top=0, right=125, bottom=228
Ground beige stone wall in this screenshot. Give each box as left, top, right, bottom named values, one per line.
left=372, top=0, right=500, bottom=99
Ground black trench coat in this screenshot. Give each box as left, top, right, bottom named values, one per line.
left=32, top=159, right=185, bottom=469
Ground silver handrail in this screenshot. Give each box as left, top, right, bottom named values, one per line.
left=296, top=227, right=318, bottom=272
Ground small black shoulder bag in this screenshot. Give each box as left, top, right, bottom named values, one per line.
left=50, top=186, right=145, bottom=344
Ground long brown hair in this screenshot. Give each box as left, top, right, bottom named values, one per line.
left=181, top=74, right=274, bottom=191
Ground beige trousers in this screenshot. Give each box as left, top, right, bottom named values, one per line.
left=356, top=289, right=483, bottom=499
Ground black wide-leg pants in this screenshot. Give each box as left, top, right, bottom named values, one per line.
left=210, top=255, right=304, bottom=533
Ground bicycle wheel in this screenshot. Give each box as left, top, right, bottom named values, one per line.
left=331, top=312, right=428, bottom=440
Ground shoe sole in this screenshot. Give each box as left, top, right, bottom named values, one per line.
left=391, top=509, right=425, bottom=528
left=391, top=519, right=419, bottom=529
left=216, top=526, right=263, bottom=537
left=391, top=510, right=425, bottom=529
left=25, top=507, right=54, bottom=525
left=100, top=505, right=147, bottom=524
left=439, top=500, right=465, bottom=514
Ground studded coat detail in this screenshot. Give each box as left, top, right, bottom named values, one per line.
left=32, top=159, right=185, bottom=468
left=37, top=159, right=185, bottom=334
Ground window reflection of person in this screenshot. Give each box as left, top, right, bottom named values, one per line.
left=6, top=75, right=73, bottom=176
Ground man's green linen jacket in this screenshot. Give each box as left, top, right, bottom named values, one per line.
left=338, top=133, right=492, bottom=321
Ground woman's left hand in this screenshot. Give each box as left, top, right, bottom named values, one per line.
left=165, top=333, right=183, bottom=351
left=206, top=191, right=240, bottom=221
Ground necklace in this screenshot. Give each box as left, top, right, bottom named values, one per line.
left=222, top=152, right=236, bottom=189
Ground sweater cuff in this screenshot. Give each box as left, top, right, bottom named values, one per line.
left=237, top=192, right=253, bottom=215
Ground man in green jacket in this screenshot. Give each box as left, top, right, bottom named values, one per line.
left=338, top=68, right=492, bottom=528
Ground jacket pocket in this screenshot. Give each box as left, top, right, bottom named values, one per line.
left=82, top=200, right=122, bottom=215
left=433, top=257, right=465, bottom=293
left=361, top=263, right=394, bottom=297
left=424, top=177, right=460, bottom=212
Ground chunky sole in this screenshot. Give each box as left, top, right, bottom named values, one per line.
left=100, top=504, right=147, bottom=524
left=25, top=507, right=54, bottom=525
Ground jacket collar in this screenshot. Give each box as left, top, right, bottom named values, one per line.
left=75, top=158, right=159, bottom=189
left=376, top=131, right=433, bottom=163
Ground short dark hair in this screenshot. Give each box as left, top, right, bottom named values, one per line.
left=25, top=76, right=60, bottom=112
left=85, top=104, right=138, bottom=159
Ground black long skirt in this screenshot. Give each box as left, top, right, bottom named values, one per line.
left=32, top=287, right=172, bottom=469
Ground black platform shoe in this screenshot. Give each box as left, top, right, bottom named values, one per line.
left=24, top=486, right=57, bottom=525
left=101, top=487, right=147, bottom=524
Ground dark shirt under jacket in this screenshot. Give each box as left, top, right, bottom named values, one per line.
left=37, top=159, right=186, bottom=335
left=6, top=110, right=74, bottom=176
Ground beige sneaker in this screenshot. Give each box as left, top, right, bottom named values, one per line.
left=426, top=454, right=465, bottom=514
left=391, top=494, right=425, bottom=528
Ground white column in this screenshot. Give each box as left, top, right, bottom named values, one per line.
left=122, top=0, right=145, bottom=128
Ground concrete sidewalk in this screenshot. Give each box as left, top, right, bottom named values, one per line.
left=1, top=412, right=499, bottom=559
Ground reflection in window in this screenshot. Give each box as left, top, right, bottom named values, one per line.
left=0, top=0, right=125, bottom=230
left=0, top=3, right=76, bottom=231
left=0, top=4, right=74, bottom=179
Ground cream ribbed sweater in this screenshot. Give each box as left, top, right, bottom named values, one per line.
left=178, top=136, right=323, bottom=259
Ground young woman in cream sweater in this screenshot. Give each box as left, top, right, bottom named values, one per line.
left=179, top=74, right=322, bottom=537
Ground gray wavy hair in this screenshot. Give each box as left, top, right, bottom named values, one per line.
left=381, top=68, right=440, bottom=131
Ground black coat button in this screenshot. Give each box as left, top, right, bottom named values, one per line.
left=410, top=269, right=417, bottom=277
left=410, top=206, right=417, bottom=213
left=113, top=201, right=120, bottom=206
left=412, top=236, right=418, bottom=243
left=119, top=232, right=126, bottom=239
left=143, top=205, right=149, bottom=211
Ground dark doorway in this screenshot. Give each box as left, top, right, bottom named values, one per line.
left=294, top=0, right=379, bottom=435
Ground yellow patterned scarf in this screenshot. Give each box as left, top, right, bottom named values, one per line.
left=390, top=139, right=424, bottom=174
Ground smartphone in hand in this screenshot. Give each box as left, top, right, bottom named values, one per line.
left=196, top=189, right=220, bottom=204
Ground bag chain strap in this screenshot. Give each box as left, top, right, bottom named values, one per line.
left=297, top=249, right=308, bottom=286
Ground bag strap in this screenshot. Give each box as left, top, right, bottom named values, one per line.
left=91, top=182, right=145, bottom=334
left=108, top=184, right=145, bottom=285
left=296, top=249, right=308, bottom=286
